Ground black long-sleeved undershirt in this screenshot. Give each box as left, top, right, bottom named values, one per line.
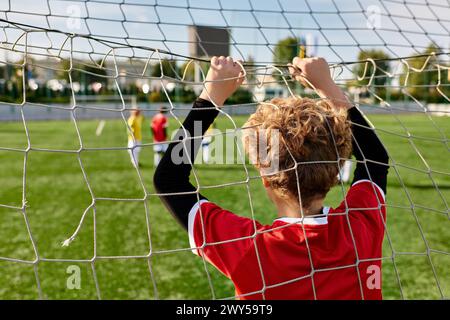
left=348, top=107, right=389, bottom=193
left=153, top=98, right=217, bottom=229
left=153, top=99, right=389, bottom=230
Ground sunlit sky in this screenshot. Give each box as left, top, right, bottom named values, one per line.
left=0, top=0, right=449, bottom=66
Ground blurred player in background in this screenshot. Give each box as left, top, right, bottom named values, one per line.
left=339, top=159, right=353, bottom=183
left=151, top=106, right=169, bottom=166
left=127, top=108, right=143, bottom=168
left=202, top=122, right=215, bottom=163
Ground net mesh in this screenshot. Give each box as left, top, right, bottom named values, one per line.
left=0, top=0, right=448, bottom=299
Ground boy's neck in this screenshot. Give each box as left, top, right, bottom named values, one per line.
left=275, top=198, right=325, bottom=219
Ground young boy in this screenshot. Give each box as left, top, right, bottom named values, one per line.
left=151, top=106, right=168, bottom=166
left=127, top=108, right=143, bottom=168
left=154, top=56, right=389, bottom=300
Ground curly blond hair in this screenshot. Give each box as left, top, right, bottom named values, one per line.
left=243, top=97, right=352, bottom=208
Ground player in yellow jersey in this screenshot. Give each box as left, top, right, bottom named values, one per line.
left=127, top=108, right=143, bottom=168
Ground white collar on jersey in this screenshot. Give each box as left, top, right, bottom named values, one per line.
left=275, top=207, right=330, bottom=225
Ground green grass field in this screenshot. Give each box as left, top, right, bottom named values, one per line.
left=0, top=111, right=448, bottom=300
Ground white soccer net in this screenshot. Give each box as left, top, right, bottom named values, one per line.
left=0, top=0, right=448, bottom=299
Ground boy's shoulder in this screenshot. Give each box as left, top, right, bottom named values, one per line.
left=329, top=180, right=386, bottom=233
left=344, top=180, right=386, bottom=208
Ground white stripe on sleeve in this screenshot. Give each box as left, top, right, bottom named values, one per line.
left=188, top=199, right=210, bottom=255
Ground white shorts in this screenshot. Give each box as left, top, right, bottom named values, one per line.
left=153, top=143, right=168, bottom=153
left=202, top=136, right=212, bottom=146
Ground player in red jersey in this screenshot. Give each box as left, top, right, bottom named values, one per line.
left=154, top=56, right=389, bottom=299
left=151, top=106, right=168, bottom=166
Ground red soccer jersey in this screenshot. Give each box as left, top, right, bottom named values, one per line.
left=188, top=180, right=386, bottom=300
left=151, top=113, right=168, bottom=142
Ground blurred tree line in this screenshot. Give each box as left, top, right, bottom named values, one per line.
left=271, top=36, right=449, bottom=103
left=0, top=57, right=253, bottom=105
left=1, top=41, right=447, bottom=105
left=348, top=45, right=449, bottom=103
